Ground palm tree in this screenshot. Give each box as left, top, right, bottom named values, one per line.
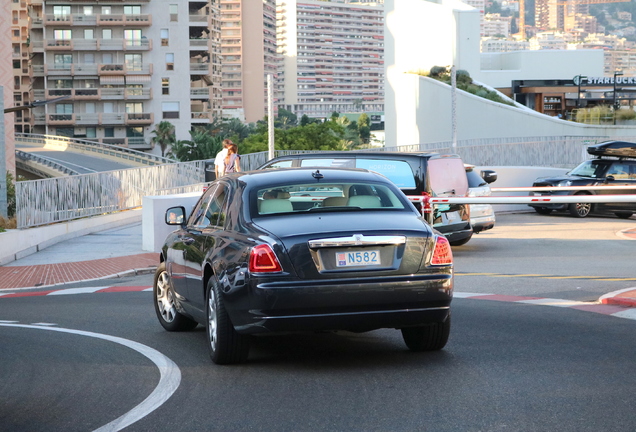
left=150, top=121, right=175, bottom=157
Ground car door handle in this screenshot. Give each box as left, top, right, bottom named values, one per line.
left=183, top=237, right=195, bottom=245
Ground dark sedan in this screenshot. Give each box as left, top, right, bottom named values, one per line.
left=153, top=168, right=453, bottom=364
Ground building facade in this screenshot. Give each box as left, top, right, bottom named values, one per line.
left=18, top=0, right=222, bottom=149
left=276, top=0, right=384, bottom=119
left=220, top=0, right=277, bottom=123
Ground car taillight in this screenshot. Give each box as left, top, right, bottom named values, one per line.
left=249, top=244, right=283, bottom=273
left=431, top=236, right=453, bottom=266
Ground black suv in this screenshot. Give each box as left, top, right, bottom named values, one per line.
left=258, top=151, right=473, bottom=246
left=529, top=141, right=636, bottom=218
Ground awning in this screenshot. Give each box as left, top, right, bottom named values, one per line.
left=126, top=75, right=151, bottom=84
left=100, top=76, right=125, bottom=85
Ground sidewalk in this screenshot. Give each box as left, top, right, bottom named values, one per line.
left=0, top=222, right=635, bottom=309
left=0, top=223, right=157, bottom=290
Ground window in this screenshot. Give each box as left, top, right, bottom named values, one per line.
left=162, top=77, right=170, bottom=95
left=85, top=103, right=96, bottom=113
left=165, top=53, right=174, bottom=71
left=84, top=53, right=95, bottom=64
left=124, top=53, right=142, bottom=71
left=124, top=29, right=142, bottom=47
left=104, top=127, right=115, bottom=138
left=86, top=127, right=97, bottom=138
left=103, top=102, right=114, bottom=113
left=126, top=126, right=143, bottom=137
left=54, top=29, right=71, bottom=40
left=357, top=159, right=416, bottom=189
left=125, top=102, right=143, bottom=113
left=54, top=54, right=72, bottom=67
left=101, top=6, right=111, bottom=15
left=162, top=101, right=179, bottom=119
left=56, top=103, right=73, bottom=114
left=52, top=79, right=73, bottom=89
left=124, top=5, right=141, bottom=15
left=191, top=185, right=228, bottom=229
left=161, top=29, right=169, bottom=46
left=13, top=60, right=20, bottom=69
left=126, top=84, right=143, bottom=96
left=84, top=29, right=94, bottom=39
left=83, top=6, right=93, bottom=15
left=102, top=53, right=113, bottom=64
left=169, top=4, right=178, bottom=21
left=53, top=6, right=70, bottom=18
left=102, top=29, right=112, bottom=39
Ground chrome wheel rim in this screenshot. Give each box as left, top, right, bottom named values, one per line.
left=575, top=202, right=591, bottom=217
left=156, top=271, right=176, bottom=323
left=208, top=288, right=218, bottom=352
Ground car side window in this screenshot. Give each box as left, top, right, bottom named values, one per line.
left=607, top=163, right=631, bottom=180
left=204, top=185, right=229, bottom=229
left=300, top=158, right=355, bottom=168
left=264, top=160, right=293, bottom=169
left=189, top=185, right=217, bottom=227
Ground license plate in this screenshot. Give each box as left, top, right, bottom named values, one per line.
left=336, top=250, right=381, bottom=267
left=445, top=211, right=460, bottom=223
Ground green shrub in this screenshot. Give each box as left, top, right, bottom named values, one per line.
left=429, top=66, right=447, bottom=77
left=616, top=109, right=636, bottom=120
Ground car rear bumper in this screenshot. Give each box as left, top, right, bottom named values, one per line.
left=231, top=273, right=453, bottom=334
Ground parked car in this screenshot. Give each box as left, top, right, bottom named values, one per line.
left=529, top=141, right=636, bottom=218
left=465, top=164, right=497, bottom=233
left=154, top=168, right=454, bottom=364
left=258, top=151, right=473, bottom=246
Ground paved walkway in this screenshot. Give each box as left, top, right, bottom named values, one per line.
left=0, top=223, right=158, bottom=290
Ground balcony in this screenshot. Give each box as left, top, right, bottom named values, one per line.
left=48, top=113, right=75, bottom=126
left=191, top=111, right=211, bottom=122
left=189, top=15, right=209, bottom=25
left=190, top=88, right=210, bottom=99
left=74, top=88, right=100, bottom=100
left=99, top=38, right=152, bottom=51
left=96, top=14, right=152, bottom=26
left=101, top=88, right=126, bottom=99
left=101, top=113, right=126, bottom=125
left=75, top=113, right=100, bottom=125
left=45, top=40, right=73, bottom=51
left=98, top=63, right=152, bottom=75
left=190, top=63, right=210, bottom=74
left=44, top=14, right=72, bottom=25
left=125, top=112, right=153, bottom=125
left=189, top=39, right=209, bottom=49
left=125, top=88, right=152, bottom=100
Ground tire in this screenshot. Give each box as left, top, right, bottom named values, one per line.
left=568, top=193, right=592, bottom=218
left=449, top=234, right=472, bottom=247
left=615, top=212, right=633, bottom=219
left=401, top=314, right=451, bottom=352
left=206, top=278, right=250, bottom=365
left=534, top=207, right=552, bottom=215
left=154, top=262, right=198, bottom=332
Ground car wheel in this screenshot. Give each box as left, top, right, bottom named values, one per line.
left=154, top=262, right=198, bottom=332
left=568, top=193, right=592, bottom=218
left=401, top=315, right=451, bottom=352
left=206, top=277, right=250, bottom=365
left=449, top=234, right=472, bottom=247
left=615, top=212, right=633, bottom=219
left=534, top=207, right=552, bottom=215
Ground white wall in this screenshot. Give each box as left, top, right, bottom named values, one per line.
left=388, top=74, right=636, bottom=146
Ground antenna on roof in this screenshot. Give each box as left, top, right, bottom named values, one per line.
left=312, top=170, right=324, bottom=180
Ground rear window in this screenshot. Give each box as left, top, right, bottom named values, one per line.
left=356, top=159, right=416, bottom=189
left=428, top=158, right=469, bottom=196
left=254, top=182, right=409, bottom=216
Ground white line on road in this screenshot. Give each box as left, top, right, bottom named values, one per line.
left=0, top=323, right=181, bottom=432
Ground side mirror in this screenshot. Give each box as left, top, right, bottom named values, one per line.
left=481, top=170, right=498, bottom=184
left=166, top=206, right=186, bottom=225
left=605, top=175, right=615, bottom=183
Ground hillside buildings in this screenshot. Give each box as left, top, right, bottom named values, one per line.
left=276, top=0, right=384, bottom=119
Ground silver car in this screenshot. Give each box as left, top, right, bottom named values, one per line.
left=465, top=164, right=497, bottom=233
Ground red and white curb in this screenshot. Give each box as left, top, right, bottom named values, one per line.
left=1, top=286, right=635, bottom=321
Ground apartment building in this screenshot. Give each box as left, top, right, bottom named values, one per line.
left=481, top=38, right=529, bottom=52
left=22, top=0, right=221, bottom=149
left=483, top=13, right=512, bottom=38
left=276, top=0, right=384, bottom=119
left=220, top=0, right=277, bottom=123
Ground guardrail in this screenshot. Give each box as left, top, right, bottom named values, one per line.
left=15, top=161, right=206, bottom=229
left=15, top=133, right=174, bottom=166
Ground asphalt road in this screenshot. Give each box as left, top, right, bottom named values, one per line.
left=1, top=213, right=635, bottom=431
left=16, top=142, right=140, bottom=174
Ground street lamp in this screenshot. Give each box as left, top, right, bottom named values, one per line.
left=613, top=70, right=623, bottom=124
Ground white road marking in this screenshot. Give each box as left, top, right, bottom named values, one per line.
left=0, top=323, right=181, bottom=432
left=31, top=322, right=58, bottom=326
left=516, top=298, right=590, bottom=307
left=0, top=320, right=19, bottom=323
left=48, top=287, right=109, bottom=295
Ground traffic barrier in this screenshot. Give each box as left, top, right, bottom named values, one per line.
left=492, top=185, right=636, bottom=193
left=407, top=195, right=636, bottom=205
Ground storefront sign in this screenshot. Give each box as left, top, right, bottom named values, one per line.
left=586, top=76, right=636, bottom=85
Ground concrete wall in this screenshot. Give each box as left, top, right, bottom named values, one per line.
left=142, top=192, right=201, bottom=253
left=388, top=74, right=636, bottom=146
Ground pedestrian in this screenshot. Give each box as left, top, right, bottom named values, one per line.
left=224, top=143, right=241, bottom=174
left=214, top=139, right=233, bottom=178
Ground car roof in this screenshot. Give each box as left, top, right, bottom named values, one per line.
left=265, top=151, right=458, bottom=160
left=225, top=167, right=396, bottom=188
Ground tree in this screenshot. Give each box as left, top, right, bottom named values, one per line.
left=166, top=127, right=223, bottom=162
left=276, top=108, right=297, bottom=129
left=150, top=121, right=176, bottom=157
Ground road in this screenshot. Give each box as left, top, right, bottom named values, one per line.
left=1, top=213, right=635, bottom=431
left=16, top=141, right=141, bottom=174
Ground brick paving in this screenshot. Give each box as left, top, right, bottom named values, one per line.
left=0, top=253, right=157, bottom=290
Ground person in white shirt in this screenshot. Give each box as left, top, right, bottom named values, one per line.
left=214, top=139, right=233, bottom=178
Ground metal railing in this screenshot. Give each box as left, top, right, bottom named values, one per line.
left=15, top=150, right=80, bottom=177
left=16, top=133, right=173, bottom=166
left=15, top=161, right=206, bottom=229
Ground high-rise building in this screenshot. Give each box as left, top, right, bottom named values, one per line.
left=276, top=0, right=384, bottom=119
left=220, top=0, right=277, bottom=123
left=21, top=0, right=222, bottom=149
